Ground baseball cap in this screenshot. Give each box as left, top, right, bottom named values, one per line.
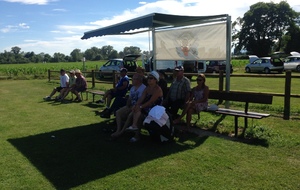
left=120, top=68, right=128, bottom=73
left=174, top=66, right=184, bottom=71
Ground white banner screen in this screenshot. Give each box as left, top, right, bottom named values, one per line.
left=155, top=23, right=226, bottom=60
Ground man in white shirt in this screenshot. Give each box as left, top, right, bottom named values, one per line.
left=43, top=69, right=69, bottom=101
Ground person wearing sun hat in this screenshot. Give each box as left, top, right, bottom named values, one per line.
left=163, top=65, right=191, bottom=119
left=68, top=70, right=77, bottom=87
left=71, top=69, right=87, bottom=102
left=59, top=70, right=77, bottom=102
left=125, top=70, right=164, bottom=142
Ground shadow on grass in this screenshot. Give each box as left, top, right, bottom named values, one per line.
left=8, top=122, right=205, bottom=189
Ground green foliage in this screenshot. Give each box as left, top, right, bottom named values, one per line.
left=235, top=1, right=299, bottom=56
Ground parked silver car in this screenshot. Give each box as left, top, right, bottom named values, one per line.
left=245, top=55, right=284, bottom=74
left=99, top=54, right=140, bottom=78
left=284, top=52, right=300, bottom=72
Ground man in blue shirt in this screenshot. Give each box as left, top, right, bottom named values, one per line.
left=98, top=68, right=130, bottom=117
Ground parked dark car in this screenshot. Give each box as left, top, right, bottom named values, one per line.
left=205, top=60, right=233, bottom=73
left=98, top=54, right=140, bottom=78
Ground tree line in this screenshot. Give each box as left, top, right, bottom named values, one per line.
left=1, top=1, right=299, bottom=64
left=0, top=45, right=150, bottom=64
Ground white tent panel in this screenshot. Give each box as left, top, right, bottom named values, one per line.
left=154, top=23, right=226, bottom=61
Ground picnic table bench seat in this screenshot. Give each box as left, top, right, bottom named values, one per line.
left=205, top=90, right=273, bottom=137
left=86, top=90, right=105, bottom=102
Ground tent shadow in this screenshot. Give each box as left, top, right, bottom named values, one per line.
left=8, top=122, right=205, bottom=189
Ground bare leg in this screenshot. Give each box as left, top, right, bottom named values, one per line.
left=131, top=111, right=141, bottom=128
left=60, top=88, right=71, bottom=100
left=174, top=102, right=191, bottom=124
left=111, top=107, right=132, bottom=138
left=72, top=90, right=81, bottom=101
left=186, top=107, right=196, bottom=128
left=49, top=88, right=57, bottom=98
left=106, top=94, right=112, bottom=108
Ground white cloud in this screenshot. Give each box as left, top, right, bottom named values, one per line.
left=0, top=23, right=29, bottom=33
left=3, top=0, right=55, bottom=5
left=52, top=8, right=67, bottom=12
left=19, top=23, right=30, bottom=29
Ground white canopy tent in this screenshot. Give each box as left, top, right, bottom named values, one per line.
left=82, top=13, right=232, bottom=92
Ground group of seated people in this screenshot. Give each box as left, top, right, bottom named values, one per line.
left=43, top=66, right=209, bottom=143
left=43, top=69, right=87, bottom=102
left=98, top=65, right=209, bottom=143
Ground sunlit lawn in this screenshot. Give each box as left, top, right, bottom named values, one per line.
left=0, top=79, right=299, bottom=189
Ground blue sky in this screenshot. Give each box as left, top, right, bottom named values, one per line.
left=0, top=0, right=299, bottom=56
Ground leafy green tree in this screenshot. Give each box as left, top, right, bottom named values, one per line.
left=70, top=48, right=83, bottom=62
left=43, top=54, right=51, bottom=63
left=11, top=46, right=21, bottom=55
left=281, top=23, right=300, bottom=53
left=51, top=52, right=66, bottom=62
left=235, top=1, right=298, bottom=56
left=100, top=45, right=115, bottom=60
left=84, top=46, right=101, bottom=61
left=108, top=50, right=118, bottom=59
left=123, top=46, right=141, bottom=55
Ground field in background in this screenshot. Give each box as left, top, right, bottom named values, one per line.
left=0, top=59, right=249, bottom=79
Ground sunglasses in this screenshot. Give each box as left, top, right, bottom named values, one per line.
left=147, top=76, right=155, bottom=80
left=197, top=78, right=203, bottom=81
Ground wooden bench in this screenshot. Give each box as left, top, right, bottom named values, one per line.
left=86, top=90, right=105, bottom=102
left=206, top=90, right=273, bottom=137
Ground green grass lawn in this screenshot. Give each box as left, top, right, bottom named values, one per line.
left=0, top=79, right=299, bottom=189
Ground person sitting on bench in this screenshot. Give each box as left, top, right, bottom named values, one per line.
left=173, top=73, right=209, bottom=131
left=97, top=68, right=129, bottom=115
left=71, top=69, right=87, bottom=102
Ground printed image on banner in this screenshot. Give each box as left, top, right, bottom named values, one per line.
left=155, top=22, right=226, bottom=61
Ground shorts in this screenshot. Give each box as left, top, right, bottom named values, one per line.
left=74, top=87, right=87, bottom=92
left=55, top=86, right=65, bottom=92
left=110, top=89, right=126, bottom=98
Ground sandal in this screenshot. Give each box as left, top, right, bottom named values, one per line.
left=125, top=126, right=139, bottom=131
left=129, top=137, right=139, bottom=143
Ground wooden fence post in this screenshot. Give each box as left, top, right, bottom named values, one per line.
left=284, top=71, right=291, bottom=120
left=218, top=71, right=224, bottom=91
left=48, top=69, right=50, bottom=81
left=91, top=70, right=95, bottom=88
left=113, top=70, right=116, bottom=87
